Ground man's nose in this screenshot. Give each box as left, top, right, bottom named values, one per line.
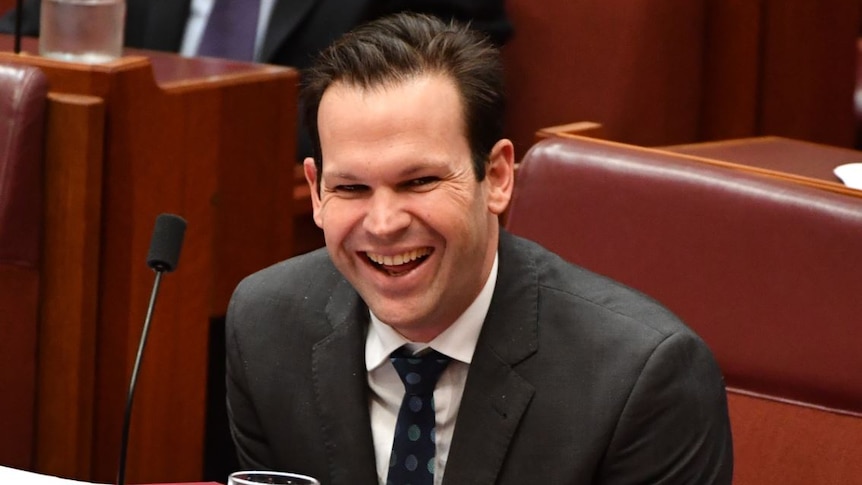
left=362, top=190, right=410, bottom=238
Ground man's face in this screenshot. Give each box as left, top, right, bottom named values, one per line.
left=304, top=73, right=513, bottom=342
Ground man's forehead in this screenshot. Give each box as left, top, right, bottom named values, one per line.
left=319, top=74, right=465, bottom=131
left=315, top=72, right=471, bottom=175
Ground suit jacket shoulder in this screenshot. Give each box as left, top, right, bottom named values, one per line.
left=230, top=247, right=346, bottom=317
left=440, top=231, right=732, bottom=484
left=227, top=248, right=378, bottom=482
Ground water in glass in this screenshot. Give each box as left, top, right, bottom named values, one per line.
left=39, top=0, right=125, bottom=63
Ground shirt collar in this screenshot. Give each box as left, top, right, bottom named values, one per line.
left=366, top=252, right=499, bottom=371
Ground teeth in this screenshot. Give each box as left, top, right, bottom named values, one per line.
left=367, top=248, right=430, bottom=266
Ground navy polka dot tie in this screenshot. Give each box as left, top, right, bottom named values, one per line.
left=386, top=347, right=451, bottom=485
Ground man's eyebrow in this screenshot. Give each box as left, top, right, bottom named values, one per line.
left=323, top=159, right=448, bottom=181
left=322, top=170, right=362, bottom=181
left=397, top=160, right=447, bottom=177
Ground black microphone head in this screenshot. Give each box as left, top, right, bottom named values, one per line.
left=146, top=213, right=187, bottom=272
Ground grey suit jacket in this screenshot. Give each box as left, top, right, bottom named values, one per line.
left=225, top=231, right=733, bottom=484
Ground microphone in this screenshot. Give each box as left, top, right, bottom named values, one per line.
left=117, top=213, right=187, bottom=485
left=146, top=213, right=187, bottom=272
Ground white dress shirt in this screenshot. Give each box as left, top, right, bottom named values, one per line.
left=365, top=253, right=498, bottom=485
left=180, top=0, right=277, bottom=61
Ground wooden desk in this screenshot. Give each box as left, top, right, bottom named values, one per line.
left=1, top=36, right=297, bottom=484
left=664, top=136, right=862, bottom=188
left=538, top=121, right=862, bottom=198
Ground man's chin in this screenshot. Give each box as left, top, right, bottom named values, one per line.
left=368, top=304, right=441, bottom=342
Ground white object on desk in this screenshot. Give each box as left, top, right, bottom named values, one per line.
left=0, top=465, right=107, bottom=485
left=833, top=163, right=862, bottom=190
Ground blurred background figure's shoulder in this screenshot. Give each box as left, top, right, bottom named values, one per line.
left=0, top=0, right=41, bottom=36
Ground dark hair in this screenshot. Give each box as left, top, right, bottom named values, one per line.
left=301, top=12, right=505, bottom=182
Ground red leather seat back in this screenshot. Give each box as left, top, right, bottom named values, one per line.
left=506, top=136, right=862, bottom=415
left=506, top=135, right=862, bottom=483
left=0, top=61, right=47, bottom=470
left=0, top=61, right=46, bottom=265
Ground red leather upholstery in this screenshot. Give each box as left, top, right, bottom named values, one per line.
left=506, top=136, right=862, bottom=483
left=0, top=61, right=47, bottom=470
left=0, top=61, right=46, bottom=265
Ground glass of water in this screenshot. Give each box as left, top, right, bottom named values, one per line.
left=39, top=0, right=126, bottom=63
left=228, top=471, right=320, bottom=485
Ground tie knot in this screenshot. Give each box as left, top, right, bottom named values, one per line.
left=390, top=348, right=451, bottom=395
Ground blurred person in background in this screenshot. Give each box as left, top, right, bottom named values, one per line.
left=0, top=0, right=511, bottom=159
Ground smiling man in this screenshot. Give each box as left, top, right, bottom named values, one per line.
left=307, top=70, right=510, bottom=343
left=225, top=13, right=733, bottom=485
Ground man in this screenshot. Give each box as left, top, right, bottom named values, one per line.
left=226, top=12, right=733, bottom=485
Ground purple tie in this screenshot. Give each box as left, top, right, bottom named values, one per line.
left=197, top=0, right=261, bottom=61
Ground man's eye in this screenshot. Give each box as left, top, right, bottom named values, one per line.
left=333, top=184, right=368, bottom=193
left=405, top=177, right=439, bottom=188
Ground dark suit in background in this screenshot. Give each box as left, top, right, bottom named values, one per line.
left=0, top=0, right=512, bottom=66
left=227, top=231, right=733, bottom=484
left=0, top=0, right=510, bottom=160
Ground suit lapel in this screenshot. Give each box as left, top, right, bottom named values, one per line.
left=443, top=232, right=540, bottom=484
left=259, top=0, right=318, bottom=63
left=312, top=278, right=379, bottom=485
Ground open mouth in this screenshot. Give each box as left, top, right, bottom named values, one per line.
left=365, top=247, right=432, bottom=276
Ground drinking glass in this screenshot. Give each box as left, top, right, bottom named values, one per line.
left=228, top=471, right=320, bottom=485
left=39, top=0, right=126, bottom=63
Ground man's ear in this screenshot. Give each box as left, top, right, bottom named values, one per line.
left=485, top=139, right=515, bottom=215
left=303, top=157, right=324, bottom=228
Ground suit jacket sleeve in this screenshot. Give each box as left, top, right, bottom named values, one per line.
left=598, top=331, right=734, bottom=484
left=226, top=279, right=276, bottom=471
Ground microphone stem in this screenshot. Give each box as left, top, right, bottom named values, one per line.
left=14, top=0, right=22, bottom=54
left=117, top=270, right=164, bottom=485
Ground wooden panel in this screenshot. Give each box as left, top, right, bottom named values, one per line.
left=701, top=0, right=859, bottom=147
left=759, top=0, right=859, bottom=147
left=699, top=0, right=762, bottom=140
left=0, top=42, right=297, bottom=484
left=36, top=92, right=105, bottom=478
left=501, top=0, right=706, bottom=158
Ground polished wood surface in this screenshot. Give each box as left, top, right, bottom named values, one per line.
left=37, top=92, right=105, bottom=479
left=665, top=136, right=862, bottom=185
left=0, top=35, right=297, bottom=484
left=537, top=121, right=862, bottom=198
